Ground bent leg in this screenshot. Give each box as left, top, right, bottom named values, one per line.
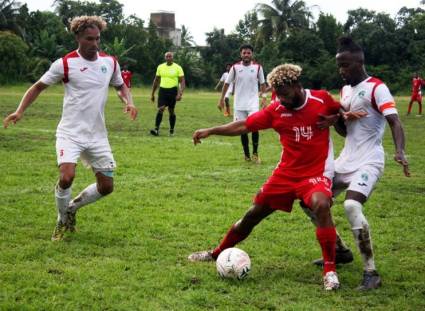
left=69, top=172, right=113, bottom=212
left=212, top=203, right=275, bottom=259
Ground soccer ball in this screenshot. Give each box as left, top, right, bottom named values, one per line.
left=216, top=248, right=251, bottom=280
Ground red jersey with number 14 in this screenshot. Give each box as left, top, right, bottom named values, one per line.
left=246, top=89, right=340, bottom=179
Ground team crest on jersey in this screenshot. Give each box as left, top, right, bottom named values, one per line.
left=361, top=173, right=369, bottom=181
left=358, top=90, right=366, bottom=97
left=101, top=65, right=107, bottom=73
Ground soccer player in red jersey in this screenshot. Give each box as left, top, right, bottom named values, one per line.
left=407, top=72, right=424, bottom=116
left=121, top=65, right=133, bottom=89
left=188, top=64, right=341, bottom=290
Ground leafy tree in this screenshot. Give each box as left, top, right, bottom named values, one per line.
left=0, top=30, right=28, bottom=83
left=316, top=13, right=343, bottom=55
left=235, top=10, right=259, bottom=46
left=201, top=28, right=242, bottom=79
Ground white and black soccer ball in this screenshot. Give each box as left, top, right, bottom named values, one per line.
left=216, top=248, right=251, bottom=280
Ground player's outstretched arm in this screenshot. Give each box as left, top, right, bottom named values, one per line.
left=193, top=120, right=249, bottom=145
left=386, top=114, right=410, bottom=177
left=3, top=81, right=48, bottom=129
left=115, top=84, right=138, bottom=120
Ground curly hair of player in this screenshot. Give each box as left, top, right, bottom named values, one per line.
left=70, top=16, right=107, bottom=35
left=267, top=64, right=302, bottom=88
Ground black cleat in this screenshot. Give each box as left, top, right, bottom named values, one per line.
left=150, top=129, right=159, bottom=136
left=313, top=248, right=354, bottom=266
left=357, top=270, right=382, bottom=290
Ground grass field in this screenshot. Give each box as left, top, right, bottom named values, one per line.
left=1, top=85, right=424, bottom=310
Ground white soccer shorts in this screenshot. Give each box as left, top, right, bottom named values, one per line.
left=333, top=165, right=383, bottom=198
left=56, top=137, right=116, bottom=172
left=233, top=108, right=259, bottom=122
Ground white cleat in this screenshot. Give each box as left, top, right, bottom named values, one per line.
left=323, top=271, right=340, bottom=291
left=187, top=250, right=214, bottom=262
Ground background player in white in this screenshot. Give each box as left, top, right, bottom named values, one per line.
left=3, top=16, right=138, bottom=241
left=305, top=36, right=410, bottom=290
left=215, top=63, right=233, bottom=117
left=219, top=44, right=267, bottom=163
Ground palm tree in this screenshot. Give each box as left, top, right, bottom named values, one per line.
left=255, top=0, right=312, bottom=42
left=181, top=25, right=195, bottom=47
left=0, top=0, right=23, bottom=36
left=103, top=37, right=136, bottom=65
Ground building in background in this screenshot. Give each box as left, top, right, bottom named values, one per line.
left=150, top=11, right=181, bottom=47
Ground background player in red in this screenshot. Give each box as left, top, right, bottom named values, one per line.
left=188, top=64, right=342, bottom=290
left=407, top=72, right=424, bottom=116
left=121, top=65, right=132, bottom=89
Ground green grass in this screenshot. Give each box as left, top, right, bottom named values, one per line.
left=1, top=85, right=424, bottom=310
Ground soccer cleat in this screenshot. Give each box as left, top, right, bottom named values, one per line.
left=313, top=248, right=354, bottom=266
left=67, top=211, right=77, bottom=233
left=188, top=250, right=214, bottom=262
left=51, top=220, right=67, bottom=241
left=357, top=270, right=382, bottom=290
left=252, top=154, right=261, bottom=164
left=223, top=111, right=230, bottom=117
left=244, top=156, right=251, bottom=162
left=150, top=129, right=159, bottom=136
left=169, top=129, right=174, bottom=137
left=323, top=271, right=340, bottom=290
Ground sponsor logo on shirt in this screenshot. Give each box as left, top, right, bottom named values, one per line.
left=280, top=113, right=293, bottom=117
left=101, top=65, right=107, bottom=73
left=80, top=67, right=88, bottom=72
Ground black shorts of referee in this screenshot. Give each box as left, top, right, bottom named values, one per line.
left=158, top=87, right=178, bottom=109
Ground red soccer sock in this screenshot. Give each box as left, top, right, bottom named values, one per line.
left=316, top=227, right=337, bottom=274
left=212, top=224, right=249, bottom=259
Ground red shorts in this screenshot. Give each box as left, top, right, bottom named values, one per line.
left=254, top=174, right=332, bottom=212
left=411, top=93, right=422, bottom=102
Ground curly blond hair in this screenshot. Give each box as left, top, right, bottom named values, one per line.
left=70, top=16, right=107, bottom=35
left=267, top=64, right=302, bottom=88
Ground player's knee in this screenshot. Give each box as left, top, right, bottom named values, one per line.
left=98, top=181, right=113, bottom=196
left=59, top=173, right=75, bottom=189
left=344, top=199, right=368, bottom=230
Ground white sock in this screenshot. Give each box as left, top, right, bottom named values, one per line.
left=55, top=185, right=72, bottom=223
left=344, top=200, right=376, bottom=271
left=68, top=183, right=103, bottom=212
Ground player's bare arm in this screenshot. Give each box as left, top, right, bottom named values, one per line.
left=176, top=76, right=185, bottom=101
left=316, top=113, right=341, bottom=130
left=342, top=110, right=368, bottom=120
left=151, top=76, right=160, bottom=102
left=115, top=83, right=138, bottom=120
left=386, top=114, right=410, bottom=177
left=3, top=81, right=49, bottom=128
left=193, top=120, right=248, bottom=145
left=260, top=83, right=268, bottom=109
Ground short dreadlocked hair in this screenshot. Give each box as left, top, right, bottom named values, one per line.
left=336, top=36, right=364, bottom=63
left=267, top=64, right=302, bottom=88
left=70, top=16, right=107, bottom=35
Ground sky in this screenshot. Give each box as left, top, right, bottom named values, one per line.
left=23, top=0, right=423, bottom=45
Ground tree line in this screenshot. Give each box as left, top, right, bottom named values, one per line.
left=1, top=0, right=425, bottom=92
